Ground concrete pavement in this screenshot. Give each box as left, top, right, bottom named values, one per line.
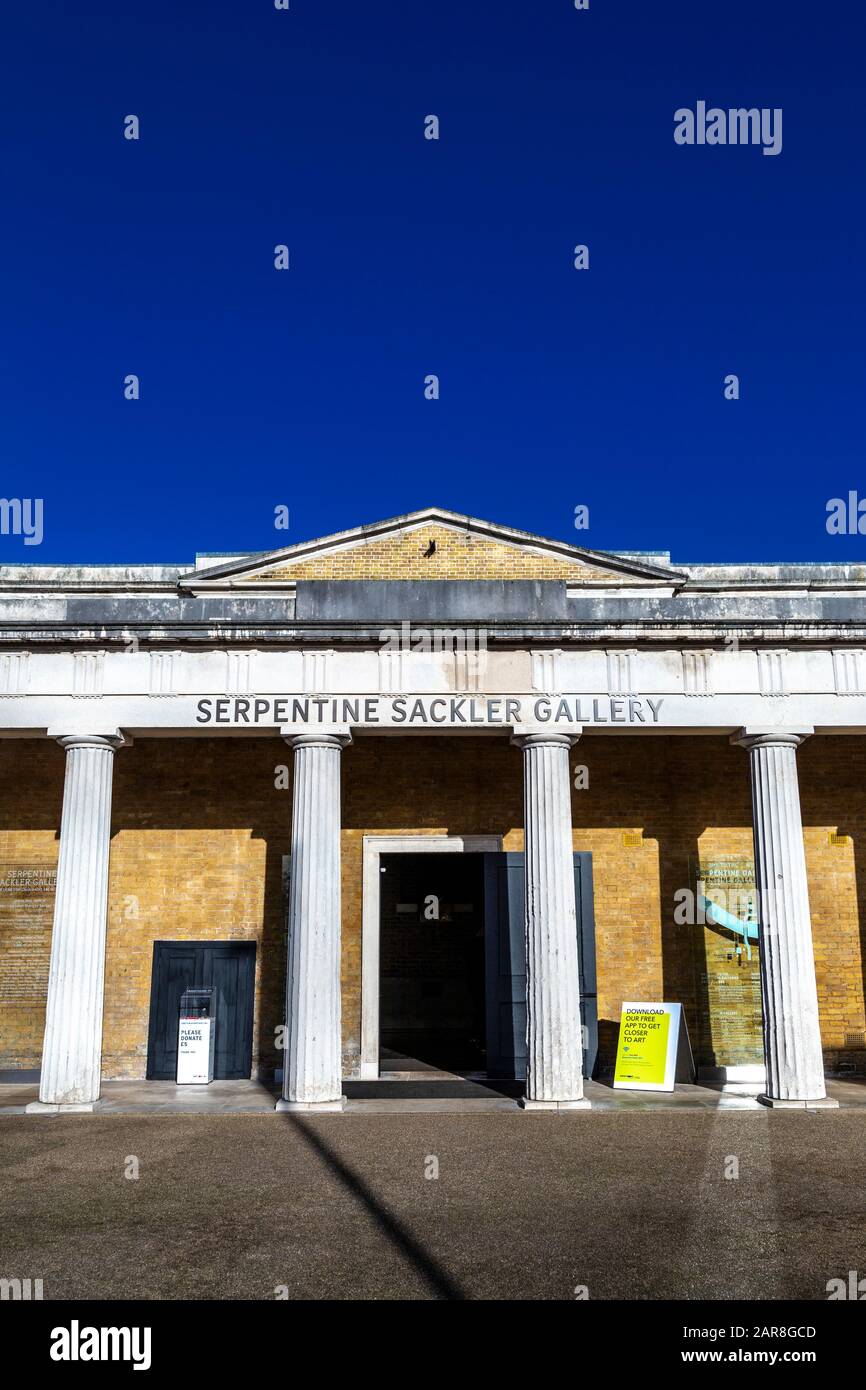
left=2, top=1107, right=865, bottom=1299
left=4, top=1074, right=866, bottom=1114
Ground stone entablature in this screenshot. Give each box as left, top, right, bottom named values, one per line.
left=0, top=646, right=865, bottom=735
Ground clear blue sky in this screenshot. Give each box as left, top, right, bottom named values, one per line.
left=1, top=1, right=863, bottom=564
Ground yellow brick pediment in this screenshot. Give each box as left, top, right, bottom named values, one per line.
left=253, top=523, right=622, bottom=583
left=184, top=509, right=681, bottom=589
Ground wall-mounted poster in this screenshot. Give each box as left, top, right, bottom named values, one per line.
left=688, top=854, right=764, bottom=1069
left=0, top=863, right=57, bottom=1067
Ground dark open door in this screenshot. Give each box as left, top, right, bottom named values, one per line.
left=484, top=852, right=597, bottom=1079
left=146, top=942, right=256, bottom=1080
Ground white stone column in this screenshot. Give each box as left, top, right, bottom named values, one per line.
left=512, top=730, right=589, bottom=1110
left=27, top=733, right=127, bottom=1113
left=733, top=729, right=836, bottom=1108
left=277, top=730, right=351, bottom=1112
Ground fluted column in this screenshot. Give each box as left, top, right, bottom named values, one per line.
left=27, top=734, right=127, bottom=1113
left=277, top=731, right=351, bottom=1112
left=513, top=731, right=589, bottom=1109
left=733, top=730, right=836, bottom=1108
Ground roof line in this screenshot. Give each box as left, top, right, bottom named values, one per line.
left=180, top=506, right=687, bottom=586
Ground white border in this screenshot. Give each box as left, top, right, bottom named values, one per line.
left=359, top=834, right=502, bottom=1078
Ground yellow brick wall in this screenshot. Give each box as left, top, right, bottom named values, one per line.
left=251, top=524, right=623, bottom=583
left=1, top=734, right=865, bottom=1078
left=0, top=740, right=64, bottom=1068
left=0, top=739, right=293, bottom=1080
left=103, top=740, right=292, bottom=1079
left=799, top=737, right=866, bottom=1069
left=341, top=735, right=767, bottom=1071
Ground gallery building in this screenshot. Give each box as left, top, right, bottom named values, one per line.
left=2, top=506, right=866, bottom=1112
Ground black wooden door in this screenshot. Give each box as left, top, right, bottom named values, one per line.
left=146, top=942, right=256, bottom=1080
left=483, top=853, right=598, bottom=1079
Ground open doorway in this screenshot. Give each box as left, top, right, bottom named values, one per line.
left=379, top=852, right=486, bottom=1074
left=360, top=834, right=597, bottom=1084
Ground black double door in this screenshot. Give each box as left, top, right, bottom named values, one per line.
left=146, top=942, right=256, bottom=1081
left=484, top=852, right=598, bottom=1080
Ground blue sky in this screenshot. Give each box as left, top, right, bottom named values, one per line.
left=1, top=0, right=863, bottom=564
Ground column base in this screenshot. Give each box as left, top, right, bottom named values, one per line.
left=521, top=1097, right=592, bottom=1111
left=275, top=1096, right=347, bottom=1113
left=757, top=1094, right=840, bottom=1110
left=25, top=1100, right=100, bottom=1114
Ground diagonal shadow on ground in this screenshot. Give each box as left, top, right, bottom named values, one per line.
left=282, top=1116, right=466, bottom=1300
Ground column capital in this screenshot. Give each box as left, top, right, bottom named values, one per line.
left=48, top=730, right=131, bottom=752
left=731, top=727, right=813, bottom=751
left=280, top=727, right=352, bottom=751
left=511, top=727, right=582, bottom=751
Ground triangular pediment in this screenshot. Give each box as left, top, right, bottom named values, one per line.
left=180, top=508, right=686, bottom=590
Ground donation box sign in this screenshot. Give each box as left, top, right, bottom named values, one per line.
left=177, top=1020, right=212, bottom=1084
left=177, top=988, right=216, bottom=1085
left=613, top=1002, right=684, bottom=1092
